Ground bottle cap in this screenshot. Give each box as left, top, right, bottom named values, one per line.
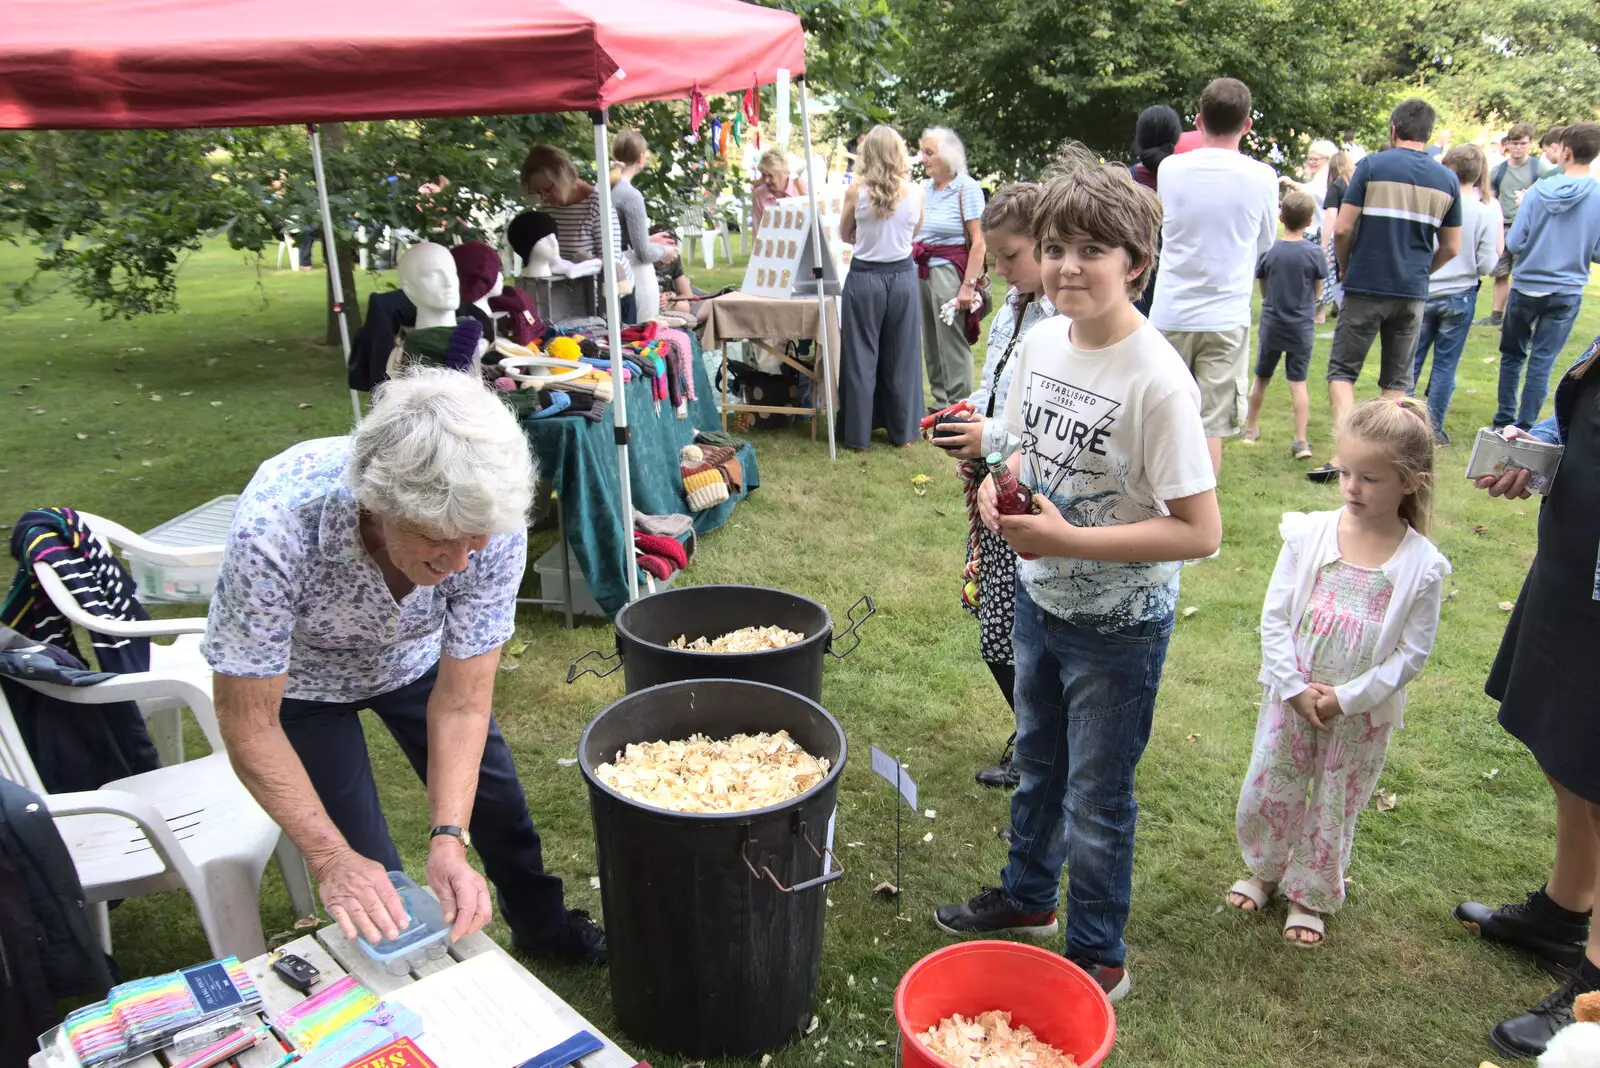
left=985, top=452, right=1003, bottom=465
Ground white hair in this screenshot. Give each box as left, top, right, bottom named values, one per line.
left=1308, top=139, right=1338, bottom=159
left=921, top=126, right=968, bottom=177
left=348, top=368, right=535, bottom=538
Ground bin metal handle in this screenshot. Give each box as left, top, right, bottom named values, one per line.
left=825, top=594, right=875, bottom=661
left=567, top=648, right=622, bottom=684
left=742, top=820, right=843, bottom=894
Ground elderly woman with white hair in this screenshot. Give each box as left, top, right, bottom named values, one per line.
left=916, top=126, right=988, bottom=408
left=203, top=369, right=604, bottom=964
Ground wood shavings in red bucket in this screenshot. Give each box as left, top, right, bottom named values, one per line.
left=918, top=1011, right=1077, bottom=1067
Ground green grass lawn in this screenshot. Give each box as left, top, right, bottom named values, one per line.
left=3, top=236, right=1597, bottom=1067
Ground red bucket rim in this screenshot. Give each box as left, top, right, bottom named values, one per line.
left=893, top=941, right=1116, bottom=1068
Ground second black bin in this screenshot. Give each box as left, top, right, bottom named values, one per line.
left=580, top=678, right=847, bottom=1057
left=569, top=584, right=873, bottom=702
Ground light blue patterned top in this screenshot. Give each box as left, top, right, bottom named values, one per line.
left=202, top=438, right=526, bottom=702
left=920, top=174, right=985, bottom=267
left=968, top=286, right=1058, bottom=419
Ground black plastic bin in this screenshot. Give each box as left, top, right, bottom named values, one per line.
left=579, top=678, right=847, bottom=1057
left=568, top=585, right=873, bottom=702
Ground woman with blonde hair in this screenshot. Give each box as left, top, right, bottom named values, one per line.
left=609, top=130, right=678, bottom=323
left=1316, top=150, right=1358, bottom=323
left=751, top=148, right=806, bottom=232
left=519, top=144, right=634, bottom=318
left=915, top=126, right=987, bottom=408
left=838, top=125, right=924, bottom=450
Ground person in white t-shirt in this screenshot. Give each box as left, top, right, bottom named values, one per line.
left=933, top=149, right=1221, bottom=1004
left=1149, top=77, right=1280, bottom=475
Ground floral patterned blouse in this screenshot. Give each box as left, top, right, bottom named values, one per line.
left=201, top=437, right=525, bottom=702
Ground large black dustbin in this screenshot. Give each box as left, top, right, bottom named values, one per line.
left=579, top=678, right=847, bottom=1057
left=568, top=585, right=873, bottom=702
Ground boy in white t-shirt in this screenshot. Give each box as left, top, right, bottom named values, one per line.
left=934, top=152, right=1221, bottom=1002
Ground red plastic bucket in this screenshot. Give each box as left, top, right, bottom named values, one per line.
left=894, top=942, right=1116, bottom=1068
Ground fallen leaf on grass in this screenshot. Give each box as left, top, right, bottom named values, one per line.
left=1482, top=357, right=1495, bottom=364
left=910, top=473, right=933, bottom=496
left=1234, top=566, right=1247, bottom=573
left=589, top=876, right=601, bottom=890
left=1444, top=589, right=1459, bottom=602
left=555, top=757, right=579, bottom=767
left=922, top=831, right=934, bottom=843
left=1514, top=510, right=1526, bottom=517
left=1483, top=768, right=1501, bottom=780
left=149, top=394, right=163, bottom=402
left=297, top=402, right=313, bottom=409
left=846, top=841, right=864, bottom=848
left=140, top=460, right=153, bottom=467
left=761, top=1056, right=773, bottom=1067
left=102, top=469, right=116, bottom=475
left=1498, top=601, right=1515, bottom=612
left=1374, top=789, right=1398, bottom=812
left=210, top=401, right=223, bottom=407
left=924, top=809, right=937, bottom=819
left=293, top=915, right=319, bottom=930
left=1181, top=605, right=1200, bottom=618
left=1186, top=732, right=1201, bottom=744
left=1472, top=524, right=1489, bottom=535
left=806, top=1016, right=819, bottom=1035
left=74, top=432, right=87, bottom=440
left=178, top=391, right=194, bottom=397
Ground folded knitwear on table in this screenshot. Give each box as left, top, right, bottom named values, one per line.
left=634, top=512, right=697, bottom=561
left=679, top=445, right=730, bottom=511
left=550, top=369, right=614, bottom=402
left=634, top=531, right=689, bottom=581
left=696, top=444, right=744, bottom=492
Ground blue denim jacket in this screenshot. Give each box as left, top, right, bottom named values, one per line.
left=1528, top=333, right=1600, bottom=446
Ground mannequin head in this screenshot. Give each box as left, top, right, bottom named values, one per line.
left=398, top=243, right=460, bottom=329
left=508, top=211, right=562, bottom=278
left=524, top=234, right=562, bottom=278
left=449, top=241, right=505, bottom=313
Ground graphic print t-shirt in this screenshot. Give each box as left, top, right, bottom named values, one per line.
left=1002, top=317, right=1216, bottom=627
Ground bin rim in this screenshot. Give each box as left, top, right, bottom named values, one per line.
left=578, top=677, right=848, bottom=824
left=612, top=585, right=836, bottom=657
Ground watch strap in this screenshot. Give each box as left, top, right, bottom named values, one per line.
left=429, top=825, right=470, bottom=848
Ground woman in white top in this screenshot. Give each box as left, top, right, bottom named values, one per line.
left=519, top=144, right=634, bottom=317
left=838, top=125, right=924, bottom=451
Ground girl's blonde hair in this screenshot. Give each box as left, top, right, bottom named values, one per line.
left=1328, top=150, right=1355, bottom=184
left=520, top=145, right=579, bottom=202
left=613, top=130, right=648, bottom=168
left=856, top=125, right=909, bottom=217
left=1341, top=396, right=1436, bottom=535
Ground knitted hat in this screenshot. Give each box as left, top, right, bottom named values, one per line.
left=635, top=532, right=688, bottom=571
left=679, top=445, right=729, bottom=511
left=507, top=211, right=560, bottom=262
left=547, top=335, right=584, bottom=363
left=449, top=241, right=503, bottom=305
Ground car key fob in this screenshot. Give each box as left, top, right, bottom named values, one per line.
left=271, top=952, right=320, bottom=993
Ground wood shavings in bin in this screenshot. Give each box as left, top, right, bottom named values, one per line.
left=669, top=625, right=806, bottom=653
left=595, top=731, right=830, bottom=814
left=918, top=1011, right=1077, bottom=1068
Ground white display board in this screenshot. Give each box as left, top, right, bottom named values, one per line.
left=740, top=191, right=853, bottom=299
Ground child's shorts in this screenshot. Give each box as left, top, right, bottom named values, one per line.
left=1256, top=339, right=1312, bottom=383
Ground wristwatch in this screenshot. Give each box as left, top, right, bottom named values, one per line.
left=429, top=825, right=472, bottom=849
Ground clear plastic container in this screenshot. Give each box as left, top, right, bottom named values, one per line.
left=355, top=872, right=452, bottom=976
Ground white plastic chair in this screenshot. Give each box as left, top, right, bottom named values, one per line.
left=0, top=673, right=316, bottom=961
left=29, top=511, right=219, bottom=765
left=275, top=228, right=301, bottom=271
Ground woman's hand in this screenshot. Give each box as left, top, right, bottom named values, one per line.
left=1287, top=688, right=1327, bottom=730
left=933, top=416, right=986, bottom=459
left=1306, top=682, right=1344, bottom=724
left=978, top=475, right=999, bottom=532
left=956, top=280, right=979, bottom=311
left=1474, top=427, right=1537, bottom=499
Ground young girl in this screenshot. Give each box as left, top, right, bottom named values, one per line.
left=929, top=182, right=1057, bottom=787
left=1227, top=396, right=1451, bottom=947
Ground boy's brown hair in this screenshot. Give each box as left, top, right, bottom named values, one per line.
left=1541, top=125, right=1568, bottom=148
left=1505, top=122, right=1537, bottom=144
left=1031, top=143, right=1162, bottom=299
left=1198, top=78, right=1252, bottom=137
left=1563, top=122, right=1600, bottom=165
left=1441, top=144, right=1485, bottom=189
left=981, top=181, right=1042, bottom=235
left=1280, top=191, right=1316, bottom=233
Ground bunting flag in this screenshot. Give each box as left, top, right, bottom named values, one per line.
left=689, top=86, right=709, bottom=133
left=743, top=80, right=761, bottom=150
left=731, top=111, right=745, bottom=148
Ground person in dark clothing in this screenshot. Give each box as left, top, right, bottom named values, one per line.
left=1128, top=105, right=1181, bottom=315
left=1455, top=338, right=1600, bottom=1060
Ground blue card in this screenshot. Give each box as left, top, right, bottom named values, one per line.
left=181, top=961, right=245, bottom=1014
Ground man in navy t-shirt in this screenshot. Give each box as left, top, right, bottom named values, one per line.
left=1309, top=98, right=1461, bottom=480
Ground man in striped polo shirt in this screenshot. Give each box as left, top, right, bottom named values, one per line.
left=1309, top=99, right=1462, bottom=479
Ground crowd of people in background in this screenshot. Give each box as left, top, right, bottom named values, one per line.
left=820, top=81, right=1600, bottom=1063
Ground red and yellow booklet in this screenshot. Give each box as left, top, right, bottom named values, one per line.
left=341, top=1036, right=439, bottom=1068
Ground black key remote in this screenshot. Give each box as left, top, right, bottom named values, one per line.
left=271, top=952, right=320, bottom=993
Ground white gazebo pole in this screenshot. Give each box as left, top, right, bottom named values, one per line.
left=308, top=124, right=362, bottom=424
left=795, top=75, right=837, bottom=460
left=592, top=110, right=640, bottom=602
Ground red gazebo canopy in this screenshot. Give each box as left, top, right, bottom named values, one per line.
left=0, top=0, right=807, bottom=130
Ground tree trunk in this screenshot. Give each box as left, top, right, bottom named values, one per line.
left=318, top=122, right=362, bottom=348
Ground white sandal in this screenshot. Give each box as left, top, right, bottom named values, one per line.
left=1226, top=878, right=1272, bottom=912
left=1284, top=904, right=1325, bottom=948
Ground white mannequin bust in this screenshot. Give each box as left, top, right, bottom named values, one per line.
left=398, top=243, right=460, bottom=330
left=521, top=233, right=604, bottom=280
left=473, top=270, right=505, bottom=319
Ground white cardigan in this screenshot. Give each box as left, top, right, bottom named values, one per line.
left=1258, top=510, right=1451, bottom=729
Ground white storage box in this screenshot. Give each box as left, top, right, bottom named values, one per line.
left=126, top=495, right=239, bottom=603
left=532, top=541, right=679, bottom=619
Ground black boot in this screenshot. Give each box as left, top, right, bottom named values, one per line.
left=1489, top=960, right=1600, bottom=1060
left=1455, top=886, right=1589, bottom=975
left=975, top=733, right=1021, bottom=789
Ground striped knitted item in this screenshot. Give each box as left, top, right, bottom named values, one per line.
left=681, top=464, right=729, bottom=511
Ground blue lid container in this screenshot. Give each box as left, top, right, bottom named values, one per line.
left=355, top=872, right=452, bottom=975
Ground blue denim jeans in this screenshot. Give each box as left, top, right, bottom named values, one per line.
left=1496, top=290, right=1584, bottom=430
left=1002, top=584, right=1174, bottom=967
left=1409, top=288, right=1477, bottom=435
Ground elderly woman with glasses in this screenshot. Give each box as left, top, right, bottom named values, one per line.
left=204, top=369, right=604, bottom=964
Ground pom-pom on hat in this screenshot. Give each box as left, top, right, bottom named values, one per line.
left=449, top=242, right=503, bottom=305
